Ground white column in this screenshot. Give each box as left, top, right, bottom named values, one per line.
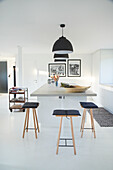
left=16, top=46, right=23, bottom=87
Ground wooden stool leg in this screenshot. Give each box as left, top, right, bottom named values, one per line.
left=81, top=109, right=86, bottom=138
left=26, top=109, right=29, bottom=132
left=32, top=109, right=37, bottom=139
left=70, top=117, right=76, bottom=155
left=34, top=109, right=40, bottom=133
left=80, top=109, right=85, bottom=132
left=90, top=109, right=94, bottom=132
left=22, top=109, right=28, bottom=138
left=56, top=117, right=63, bottom=155
left=90, top=109, right=96, bottom=138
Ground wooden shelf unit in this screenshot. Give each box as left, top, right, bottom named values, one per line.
left=9, top=88, right=28, bottom=112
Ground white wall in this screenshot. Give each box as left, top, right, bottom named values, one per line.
left=100, top=50, right=113, bottom=85
left=65, top=53, right=92, bottom=86
left=16, top=46, right=23, bottom=87
left=8, top=58, right=16, bottom=89
left=92, top=49, right=113, bottom=114
left=22, top=53, right=92, bottom=98
left=22, top=53, right=52, bottom=97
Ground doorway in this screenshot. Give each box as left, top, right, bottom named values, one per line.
left=0, top=61, right=8, bottom=93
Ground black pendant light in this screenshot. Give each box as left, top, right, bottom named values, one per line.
left=52, top=24, right=73, bottom=54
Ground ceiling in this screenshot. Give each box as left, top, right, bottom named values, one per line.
left=0, top=0, right=113, bottom=56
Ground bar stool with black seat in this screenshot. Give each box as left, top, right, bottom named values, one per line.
left=53, top=109, right=81, bottom=155
left=22, top=102, right=40, bottom=139
left=80, top=102, right=98, bottom=138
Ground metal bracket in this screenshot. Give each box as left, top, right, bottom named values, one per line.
left=59, top=138, right=73, bottom=147
left=25, top=127, right=38, bottom=130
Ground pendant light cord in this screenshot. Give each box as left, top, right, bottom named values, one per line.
left=62, top=27, right=63, bottom=37
left=60, top=24, right=65, bottom=37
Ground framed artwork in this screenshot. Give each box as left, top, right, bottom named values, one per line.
left=67, top=59, right=81, bottom=77
left=48, top=63, right=66, bottom=77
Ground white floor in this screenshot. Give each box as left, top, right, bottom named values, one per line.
left=0, top=94, right=113, bottom=170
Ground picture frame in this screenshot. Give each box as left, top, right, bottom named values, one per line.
left=67, top=59, right=81, bottom=77
left=48, top=63, right=66, bottom=77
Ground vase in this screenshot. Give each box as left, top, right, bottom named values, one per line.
left=55, top=81, right=58, bottom=87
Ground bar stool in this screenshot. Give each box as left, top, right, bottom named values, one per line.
left=80, top=102, right=98, bottom=138
left=22, top=102, right=40, bottom=139
left=53, top=109, right=81, bottom=155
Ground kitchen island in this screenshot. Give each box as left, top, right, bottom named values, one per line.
left=30, top=83, right=97, bottom=127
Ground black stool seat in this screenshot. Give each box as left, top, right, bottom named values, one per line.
left=80, top=102, right=98, bottom=109
left=22, top=102, right=39, bottom=109
left=53, top=109, right=81, bottom=116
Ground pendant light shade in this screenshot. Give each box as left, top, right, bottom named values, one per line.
left=54, top=54, right=69, bottom=58
left=52, top=36, right=73, bottom=54
left=53, top=54, right=68, bottom=62
left=54, top=59, right=66, bottom=62
left=52, top=24, right=73, bottom=54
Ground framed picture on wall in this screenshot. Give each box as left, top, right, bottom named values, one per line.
left=67, top=59, right=81, bottom=77
left=48, top=63, right=66, bottom=77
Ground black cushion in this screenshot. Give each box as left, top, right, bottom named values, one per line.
left=80, top=102, right=98, bottom=109
left=22, top=102, right=39, bottom=108
left=53, top=109, right=81, bottom=116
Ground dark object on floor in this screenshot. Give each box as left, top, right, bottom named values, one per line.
left=88, top=107, right=113, bottom=127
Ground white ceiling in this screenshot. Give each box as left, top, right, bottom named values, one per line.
left=0, top=0, right=113, bottom=56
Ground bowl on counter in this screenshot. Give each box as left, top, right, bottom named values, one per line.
left=60, top=82, right=91, bottom=93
